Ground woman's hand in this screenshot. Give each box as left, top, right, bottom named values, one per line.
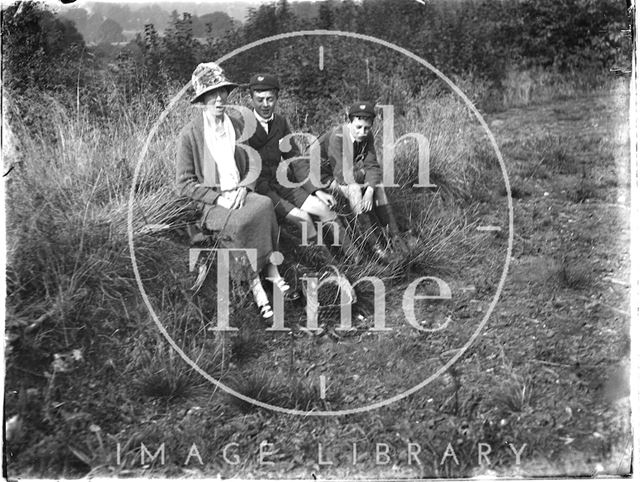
left=217, top=188, right=246, bottom=209
left=347, top=184, right=364, bottom=214
left=216, top=192, right=232, bottom=209
left=230, top=186, right=248, bottom=209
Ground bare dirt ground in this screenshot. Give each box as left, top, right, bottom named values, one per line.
left=467, top=81, right=632, bottom=476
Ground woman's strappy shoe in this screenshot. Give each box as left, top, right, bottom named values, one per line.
left=273, top=277, right=291, bottom=293
left=258, top=301, right=274, bottom=320
left=251, top=278, right=274, bottom=321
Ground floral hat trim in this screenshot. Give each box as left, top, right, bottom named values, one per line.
left=191, top=62, right=238, bottom=103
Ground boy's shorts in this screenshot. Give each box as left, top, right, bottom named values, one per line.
left=336, top=184, right=389, bottom=211
left=267, top=184, right=311, bottom=219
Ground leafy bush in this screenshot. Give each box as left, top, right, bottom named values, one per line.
left=1, top=1, right=85, bottom=94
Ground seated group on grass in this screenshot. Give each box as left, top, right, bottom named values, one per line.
left=176, top=62, right=410, bottom=321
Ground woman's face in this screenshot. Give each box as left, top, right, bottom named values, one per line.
left=203, top=87, right=230, bottom=116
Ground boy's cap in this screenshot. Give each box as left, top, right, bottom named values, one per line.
left=249, top=73, right=280, bottom=91
left=348, top=102, right=376, bottom=119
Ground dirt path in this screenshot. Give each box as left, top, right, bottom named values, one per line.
left=476, top=81, right=632, bottom=475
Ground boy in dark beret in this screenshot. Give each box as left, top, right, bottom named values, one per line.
left=315, top=102, right=409, bottom=262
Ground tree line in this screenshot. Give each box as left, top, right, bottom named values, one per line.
left=1, top=0, right=631, bottom=129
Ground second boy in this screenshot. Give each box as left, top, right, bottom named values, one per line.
left=246, top=73, right=350, bottom=249
left=315, top=102, right=409, bottom=262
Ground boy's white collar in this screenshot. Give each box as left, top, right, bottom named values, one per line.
left=254, top=109, right=274, bottom=123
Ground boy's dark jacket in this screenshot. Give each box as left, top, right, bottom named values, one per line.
left=246, top=113, right=316, bottom=200
left=317, top=124, right=383, bottom=188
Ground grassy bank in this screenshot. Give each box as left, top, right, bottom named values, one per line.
left=3, top=71, right=631, bottom=477
left=4, top=78, right=498, bottom=475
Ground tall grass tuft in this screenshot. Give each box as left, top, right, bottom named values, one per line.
left=4, top=91, right=199, bottom=357
left=380, top=92, right=485, bottom=202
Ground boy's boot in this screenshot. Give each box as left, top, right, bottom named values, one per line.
left=319, top=218, right=360, bottom=264
left=356, top=212, right=397, bottom=264
left=338, top=225, right=362, bottom=264
left=375, top=203, right=410, bottom=255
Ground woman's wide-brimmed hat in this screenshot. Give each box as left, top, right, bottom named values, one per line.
left=191, top=62, right=238, bottom=104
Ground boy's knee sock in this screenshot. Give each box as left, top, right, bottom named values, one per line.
left=374, top=203, right=401, bottom=235
left=332, top=219, right=354, bottom=253
left=357, top=212, right=384, bottom=246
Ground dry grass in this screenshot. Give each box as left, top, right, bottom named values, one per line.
left=380, top=93, right=484, bottom=201
left=5, top=72, right=628, bottom=478
left=499, top=66, right=616, bottom=110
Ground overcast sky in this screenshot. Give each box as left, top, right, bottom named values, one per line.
left=41, top=0, right=319, bottom=4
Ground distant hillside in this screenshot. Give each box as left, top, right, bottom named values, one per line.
left=58, top=1, right=319, bottom=43
left=58, top=1, right=259, bottom=28
left=58, top=2, right=251, bottom=43
left=129, top=1, right=261, bottom=22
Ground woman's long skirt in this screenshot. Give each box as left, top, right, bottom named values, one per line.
left=200, top=192, right=278, bottom=274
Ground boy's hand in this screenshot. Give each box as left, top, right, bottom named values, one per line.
left=315, top=189, right=336, bottom=209
left=361, top=186, right=374, bottom=212
left=347, top=184, right=364, bottom=214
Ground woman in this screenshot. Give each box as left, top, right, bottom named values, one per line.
left=176, top=62, right=290, bottom=320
